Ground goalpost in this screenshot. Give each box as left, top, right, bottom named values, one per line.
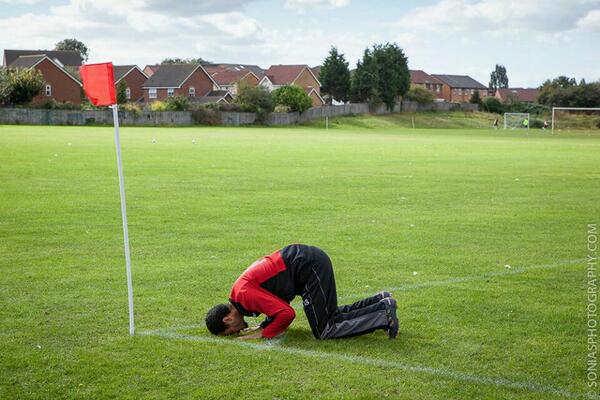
left=552, top=107, right=600, bottom=134
left=504, top=112, right=530, bottom=130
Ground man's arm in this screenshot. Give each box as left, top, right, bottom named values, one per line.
left=239, top=285, right=295, bottom=339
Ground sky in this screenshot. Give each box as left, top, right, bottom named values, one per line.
left=0, top=0, right=599, bottom=87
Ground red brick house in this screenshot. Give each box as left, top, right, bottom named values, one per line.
left=113, top=65, right=148, bottom=103
left=410, top=70, right=444, bottom=99
left=203, top=64, right=261, bottom=95
left=141, top=64, right=218, bottom=103
left=8, top=54, right=82, bottom=105
left=259, top=64, right=324, bottom=107
left=495, top=88, right=539, bottom=103
left=431, top=74, right=488, bottom=103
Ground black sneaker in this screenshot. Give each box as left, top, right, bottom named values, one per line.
left=380, top=297, right=399, bottom=339
left=376, top=291, right=393, bottom=301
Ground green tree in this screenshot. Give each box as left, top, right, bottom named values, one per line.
left=320, top=46, right=350, bottom=104
left=537, top=76, right=600, bottom=107
left=6, top=68, right=44, bottom=105
left=489, top=64, right=509, bottom=91
left=371, top=43, right=410, bottom=111
left=116, top=80, right=128, bottom=104
left=234, top=83, right=275, bottom=122
left=55, top=38, right=89, bottom=62
left=272, top=85, right=312, bottom=113
left=350, top=49, right=378, bottom=103
left=160, top=58, right=207, bottom=65
left=406, top=85, right=434, bottom=105
left=350, top=43, right=410, bottom=111
left=469, top=90, right=482, bottom=105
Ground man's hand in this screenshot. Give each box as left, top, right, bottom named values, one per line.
left=237, top=328, right=263, bottom=340
left=241, top=325, right=261, bottom=334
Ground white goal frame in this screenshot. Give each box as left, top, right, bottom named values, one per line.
left=504, top=112, right=530, bottom=130
left=552, top=107, right=600, bottom=134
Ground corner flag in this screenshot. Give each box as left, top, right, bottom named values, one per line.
left=80, top=63, right=116, bottom=106
left=80, top=62, right=135, bottom=336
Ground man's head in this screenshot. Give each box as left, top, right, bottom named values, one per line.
left=205, top=303, right=248, bottom=336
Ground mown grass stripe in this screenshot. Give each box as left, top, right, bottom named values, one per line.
left=339, top=258, right=584, bottom=301
left=140, top=328, right=595, bottom=399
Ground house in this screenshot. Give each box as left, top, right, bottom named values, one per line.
left=409, top=70, right=444, bottom=99
left=431, top=74, right=488, bottom=103
left=143, top=64, right=160, bottom=77
left=7, top=54, right=82, bottom=104
left=259, top=64, right=324, bottom=107
left=495, top=88, right=539, bottom=104
left=141, top=64, right=218, bottom=103
left=191, top=90, right=234, bottom=105
left=3, top=49, right=82, bottom=67
left=203, top=64, right=261, bottom=95
left=311, top=65, right=322, bottom=81
left=113, top=65, right=148, bottom=103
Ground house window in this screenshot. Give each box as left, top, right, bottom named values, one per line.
left=458, top=89, right=462, bottom=95
left=167, top=88, right=175, bottom=97
left=125, top=88, right=131, bottom=100
left=45, top=84, right=52, bottom=97
left=436, top=85, right=441, bottom=93
left=188, top=87, right=195, bottom=97
left=149, top=88, right=157, bottom=99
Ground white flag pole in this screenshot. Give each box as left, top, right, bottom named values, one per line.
left=111, top=104, right=135, bottom=336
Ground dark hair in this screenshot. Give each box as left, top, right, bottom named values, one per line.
left=205, top=303, right=231, bottom=335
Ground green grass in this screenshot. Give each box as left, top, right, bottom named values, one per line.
left=1, top=121, right=599, bottom=399
left=304, top=111, right=499, bottom=129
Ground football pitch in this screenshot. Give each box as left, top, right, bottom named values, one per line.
left=1, top=123, right=599, bottom=399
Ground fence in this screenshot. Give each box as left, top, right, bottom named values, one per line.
left=0, top=108, right=192, bottom=126
left=0, top=101, right=478, bottom=127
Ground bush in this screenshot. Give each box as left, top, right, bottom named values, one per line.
left=0, top=68, right=10, bottom=104
left=218, top=102, right=242, bottom=112
left=482, top=97, right=504, bottom=114
left=273, top=85, right=312, bottom=113
left=406, top=85, right=434, bottom=105
left=234, top=84, right=274, bottom=122
left=120, top=102, right=142, bottom=116
left=274, top=104, right=291, bottom=113
left=39, top=99, right=79, bottom=110
left=164, top=95, right=190, bottom=111
left=6, top=68, right=44, bottom=105
left=191, top=105, right=220, bottom=125
left=149, top=101, right=167, bottom=111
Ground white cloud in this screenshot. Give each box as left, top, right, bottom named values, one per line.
left=284, top=0, right=350, bottom=12
left=0, top=0, right=39, bottom=3
left=397, top=0, right=600, bottom=34
left=578, top=9, right=600, bottom=31
left=0, top=0, right=266, bottom=66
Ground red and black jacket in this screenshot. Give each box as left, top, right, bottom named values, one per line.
left=229, top=244, right=316, bottom=338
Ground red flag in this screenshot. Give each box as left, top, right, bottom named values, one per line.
left=80, top=62, right=116, bottom=106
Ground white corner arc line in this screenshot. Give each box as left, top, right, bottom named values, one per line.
left=339, top=258, right=584, bottom=301
left=139, top=328, right=596, bottom=400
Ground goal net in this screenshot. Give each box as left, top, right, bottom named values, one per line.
left=552, top=107, right=600, bottom=134
left=504, top=113, right=530, bottom=130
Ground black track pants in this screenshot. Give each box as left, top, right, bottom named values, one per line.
left=300, top=248, right=390, bottom=339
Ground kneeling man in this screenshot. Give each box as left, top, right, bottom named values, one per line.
left=205, top=244, right=398, bottom=340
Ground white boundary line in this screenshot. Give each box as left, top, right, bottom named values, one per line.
left=338, top=258, right=584, bottom=301
left=140, top=326, right=596, bottom=399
